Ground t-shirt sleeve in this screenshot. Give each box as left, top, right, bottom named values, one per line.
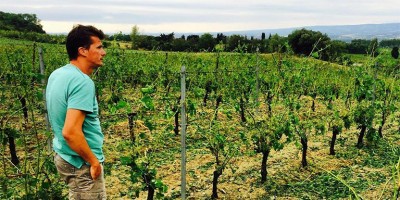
left=67, top=78, right=95, bottom=113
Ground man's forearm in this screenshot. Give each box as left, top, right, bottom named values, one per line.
left=63, top=129, right=100, bottom=166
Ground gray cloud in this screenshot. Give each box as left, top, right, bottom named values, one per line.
left=1, top=0, right=399, bottom=33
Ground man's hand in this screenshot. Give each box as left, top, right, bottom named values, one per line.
left=90, top=162, right=102, bottom=180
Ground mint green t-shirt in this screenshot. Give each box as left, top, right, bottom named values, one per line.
left=46, top=64, right=104, bottom=168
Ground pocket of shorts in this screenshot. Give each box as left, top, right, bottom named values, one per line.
left=75, top=164, right=95, bottom=191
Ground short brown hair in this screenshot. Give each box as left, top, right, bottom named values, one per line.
left=66, top=25, right=105, bottom=60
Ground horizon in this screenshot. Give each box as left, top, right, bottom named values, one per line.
left=45, top=22, right=400, bottom=37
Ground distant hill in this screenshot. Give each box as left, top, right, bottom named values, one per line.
left=177, top=23, right=400, bottom=42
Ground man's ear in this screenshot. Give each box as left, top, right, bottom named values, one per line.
left=77, top=47, right=88, bottom=57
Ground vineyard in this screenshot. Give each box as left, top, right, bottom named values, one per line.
left=0, top=37, right=400, bottom=199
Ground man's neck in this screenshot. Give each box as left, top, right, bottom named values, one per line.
left=70, top=60, right=93, bottom=75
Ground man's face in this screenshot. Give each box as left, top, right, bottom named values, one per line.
left=85, top=36, right=106, bottom=67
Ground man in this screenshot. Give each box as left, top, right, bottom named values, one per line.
left=46, top=24, right=107, bottom=199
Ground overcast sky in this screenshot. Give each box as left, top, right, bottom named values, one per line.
left=1, top=0, right=399, bottom=34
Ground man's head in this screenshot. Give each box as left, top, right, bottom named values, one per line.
left=66, top=25, right=105, bottom=61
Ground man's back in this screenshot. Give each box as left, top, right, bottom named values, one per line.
left=46, top=64, right=104, bottom=168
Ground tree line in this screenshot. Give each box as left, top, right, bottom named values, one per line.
left=1, top=11, right=399, bottom=62
left=118, top=26, right=399, bottom=63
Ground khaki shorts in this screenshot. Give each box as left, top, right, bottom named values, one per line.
left=54, top=154, right=106, bottom=200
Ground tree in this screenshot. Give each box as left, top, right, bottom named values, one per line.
left=288, top=29, right=331, bottom=60
left=156, top=33, right=174, bottom=51
left=0, top=11, right=45, bottom=33
left=268, top=34, right=287, bottom=53
left=216, top=33, right=227, bottom=44
left=246, top=38, right=264, bottom=53
left=110, top=31, right=131, bottom=41
left=137, top=35, right=157, bottom=50
left=326, top=40, right=348, bottom=62
left=347, top=39, right=373, bottom=54
left=391, top=47, right=399, bottom=59
left=187, top=35, right=200, bottom=51
left=379, top=39, right=400, bottom=48
left=198, top=33, right=216, bottom=52
left=130, top=25, right=140, bottom=49
left=368, top=38, right=379, bottom=57
left=226, top=34, right=246, bottom=52
left=172, top=38, right=189, bottom=51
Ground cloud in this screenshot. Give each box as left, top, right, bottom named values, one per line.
left=1, top=0, right=399, bottom=33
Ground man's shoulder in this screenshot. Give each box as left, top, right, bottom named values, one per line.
left=50, top=64, right=92, bottom=83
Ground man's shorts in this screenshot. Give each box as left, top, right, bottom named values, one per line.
left=54, top=154, right=106, bottom=200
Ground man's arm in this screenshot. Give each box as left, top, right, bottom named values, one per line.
left=62, top=108, right=101, bottom=180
